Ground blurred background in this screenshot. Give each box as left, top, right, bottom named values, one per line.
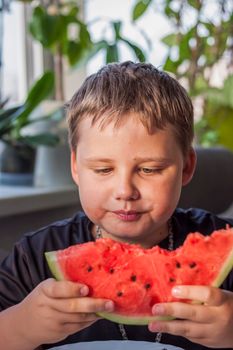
left=0, top=0, right=233, bottom=258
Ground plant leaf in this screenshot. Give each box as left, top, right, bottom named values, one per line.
left=72, top=40, right=108, bottom=69
left=67, top=41, right=85, bottom=66
left=79, top=23, right=92, bottom=49
left=12, top=71, right=55, bottom=132
left=187, top=0, right=201, bottom=9
left=222, top=75, right=233, bottom=108
left=22, top=107, right=65, bottom=126
left=0, top=105, right=24, bottom=121
left=25, top=71, right=55, bottom=107
left=163, top=55, right=181, bottom=73
left=205, top=75, right=233, bottom=109
left=207, top=106, right=233, bottom=151
left=132, top=0, right=152, bottom=21
left=0, top=105, right=27, bottom=138
left=113, top=21, right=122, bottom=40
left=29, top=6, right=66, bottom=48
left=120, top=38, right=146, bottom=62
left=161, top=33, right=179, bottom=46
left=106, top=44, right=119, bottom=63
left=19, top=133, right=60, bottom=147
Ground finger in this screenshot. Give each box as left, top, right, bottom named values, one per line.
left=56, top=310, right=100, bottom=324
left=148, top=319, right=210, bottom=339
left=51, top=296, right=114, bottom=314
left=172, top=285, right=226, bottom=306
left=152, top=302, right=213, bottom=323
left=41, top=279, right=89, bottom=298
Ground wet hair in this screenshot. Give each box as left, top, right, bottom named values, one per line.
left=66, top=61, right=194, bottom=155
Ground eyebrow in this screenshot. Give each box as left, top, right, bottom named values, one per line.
left=133, top=157, right=171, bottom=163
left=84, top=158, right=113, bottom=163
left=84, top=157, right=171, bottom=163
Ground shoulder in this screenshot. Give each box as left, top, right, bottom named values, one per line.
left=174, top=207, right=233, bottom=232
left=0, top=211, right=94, bottom=308
left=3, top=210, right=94, bottom=282
left=22, top=211, right=93, bottom=251
left=173, top=208, right=233, bottom=246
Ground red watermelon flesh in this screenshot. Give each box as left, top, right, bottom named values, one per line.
left=45, top=227, right=233, bottom=325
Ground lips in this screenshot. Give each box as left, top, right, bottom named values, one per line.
left=113, top=210, right=141, bottom=222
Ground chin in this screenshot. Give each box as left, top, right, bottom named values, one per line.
left=109, top=229, right=145, bottom=241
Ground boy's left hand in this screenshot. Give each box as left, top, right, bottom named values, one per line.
left=148, top=285, right=233, bottom=348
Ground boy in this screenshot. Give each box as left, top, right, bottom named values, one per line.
left=0, top=61, right=233, bottom=350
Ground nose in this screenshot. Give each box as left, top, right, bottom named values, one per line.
left=113, top=174, right=140, bottom=201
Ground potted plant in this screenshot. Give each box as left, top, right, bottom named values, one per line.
left=0, top=71, right=63, bottom=186
left=15, top=0, right=147, bottom=187
left=25, top=0, right=147, bottom=101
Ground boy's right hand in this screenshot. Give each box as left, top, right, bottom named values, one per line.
left=11, top=278, right=114, bottom=348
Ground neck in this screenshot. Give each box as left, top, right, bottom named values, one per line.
left=93, top=221, right=172, bottom=249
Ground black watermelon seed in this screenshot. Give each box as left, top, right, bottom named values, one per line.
left=130, top=275, right=137, bottom=282
left=169, top=277, right=176, bottom=283
left=109, top=268, right=115, bottom=274
left=189, top=262, right=197, bottom=268
left=87, top=266, right=93, bottom=272
left=176, top=261, right=181, bottom=268
left=144, top=283, right=151, bottom=290
left=117, top=291, right=123, bottom=297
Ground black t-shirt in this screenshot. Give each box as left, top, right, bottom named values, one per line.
left=0, top=208, right=233, bottom=350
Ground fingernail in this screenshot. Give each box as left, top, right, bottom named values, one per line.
left=152, top=304, right=164, bottom=315
left=172, top=286, right=182, bottom=297
left=80, top=286, right=89, bottom=296
left=105, top=301, right=114, bottom=312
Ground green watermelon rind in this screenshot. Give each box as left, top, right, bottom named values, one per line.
left=45, top=252, right=65, bottom=281
left=97, top=312, right=174, bottom=325
left=211, top=246, right=233, bottom=287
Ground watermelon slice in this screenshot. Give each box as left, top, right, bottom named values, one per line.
left=45, top=227, right=233, bottom=325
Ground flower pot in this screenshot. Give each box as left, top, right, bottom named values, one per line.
left=0, top=142, right=36, bottom=186
left=30, top=100, right=73, bottom=187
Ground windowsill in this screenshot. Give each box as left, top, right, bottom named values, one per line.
left=0, top=184, right=78, bottom=218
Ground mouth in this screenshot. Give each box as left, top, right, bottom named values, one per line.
left=113, top=210, right=141, bottom=222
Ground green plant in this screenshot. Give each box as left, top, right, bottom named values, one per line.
left=132, top=0, right=233, bottom=150
left=195, top=74, right=233, bottom=149
left=19, top=0, right=146, bottom=102
left=82, top=20, right=146, bottom=64
left=26, top=0, right=92, bottom=101
left=0, top=71, right=63, bottom=147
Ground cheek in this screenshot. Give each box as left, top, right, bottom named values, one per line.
left=149, top=170, right=183, bottom=211
left=77, top=176, right=106, bottom=216
left=163, top=171, right=183, bottom=207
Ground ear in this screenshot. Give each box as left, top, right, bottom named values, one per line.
left=182, top=147, right=197, bottom=186
left=71, top=150, right=79, bottom=186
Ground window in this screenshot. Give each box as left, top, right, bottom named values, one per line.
left=1, top=2, right=29, bottom=104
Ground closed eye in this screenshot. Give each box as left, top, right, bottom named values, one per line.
left=139, top=167, right=163, bottom=174
left=93, top=168, right=113, bottom=174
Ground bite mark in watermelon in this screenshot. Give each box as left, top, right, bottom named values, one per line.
left=45, top=227, right=233, bottom=325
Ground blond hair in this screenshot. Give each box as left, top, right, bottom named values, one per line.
left=66, top=61, right=194, bottom=155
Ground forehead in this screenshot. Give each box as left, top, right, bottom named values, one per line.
left=76, top=114, right=181, bottom=158
left=77, top=112, right=161, bottom=139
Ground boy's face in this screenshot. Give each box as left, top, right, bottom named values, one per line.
left=71, top=114, right=196, bottom=247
